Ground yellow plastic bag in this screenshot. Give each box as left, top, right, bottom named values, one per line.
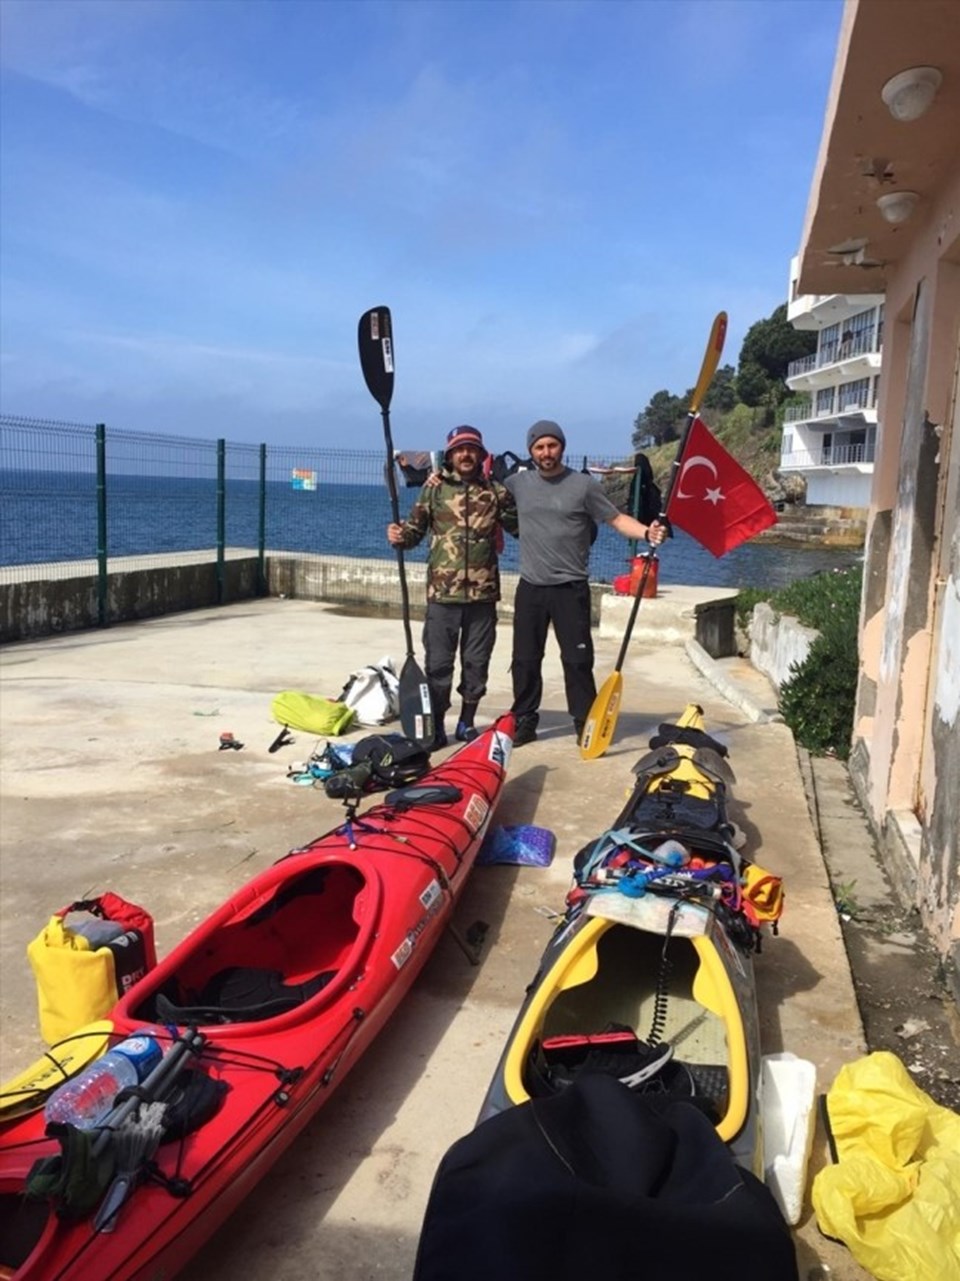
left=812, top=1051, right=960, bottom=1281
left=271, top=690, right=354, bottom=736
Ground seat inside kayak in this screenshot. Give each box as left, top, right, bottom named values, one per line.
left=129, top=863, right=369, bottom=1026
left=521, top=921, right=740, bottom=1130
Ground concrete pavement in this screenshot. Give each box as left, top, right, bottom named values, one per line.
left=0, top=598, right=870, bottom=1280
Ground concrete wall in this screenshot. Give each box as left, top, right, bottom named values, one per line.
left=0, top=558, right=262, bottom=644
left=2, top=554, right=622, bottom=644
left=748, top=603, right=819, bottom=690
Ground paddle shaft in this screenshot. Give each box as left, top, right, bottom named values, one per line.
left=611, top=553, right=657, bottom=671
left=358, top=307, right=434, bottom=745
left=379, top=403, right=416, bottom=659
left=579, top=313, right=728, bottom=760
left=612, top=311, right=728, bottom=674
left=358, top=307, right=416, bottom=662
left=91, top=1028, right=205, bottom=1156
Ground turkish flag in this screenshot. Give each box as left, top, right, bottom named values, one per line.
left=665, top=416, right=777, bottom=557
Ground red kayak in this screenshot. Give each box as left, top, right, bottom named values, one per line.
left=0, top=716, right=514, bottom=1280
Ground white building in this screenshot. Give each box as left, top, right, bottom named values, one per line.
left=780, top=254, right=882, bottom=507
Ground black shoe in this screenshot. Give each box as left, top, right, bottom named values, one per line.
left=430, top=727, right=448, bottom=751
left=513, top=719, right=538, bottom=747
left=574, top=720, right=585, bottom=745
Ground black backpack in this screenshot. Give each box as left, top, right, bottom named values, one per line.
left=324, top=732, right=430, bottom=801
left=489, top=450, right=534, bottom=484
left=352, top=733, right=431, bottom=788
left=631, top=451, right=663, bottom=526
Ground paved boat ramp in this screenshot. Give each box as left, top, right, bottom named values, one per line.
left=0, top=596, right=870, bottom=1280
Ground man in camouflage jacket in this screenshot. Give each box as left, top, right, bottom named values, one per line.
left=388, top=425, right=518, bottom=749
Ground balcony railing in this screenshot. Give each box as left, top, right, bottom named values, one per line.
left=784, top=403, right=813, bottom=423
left=780, top=442, right=875, bottom=470
left=787, top=328, right=882, bottom=379
left=788, top=354, right=818, bottom=378
left=783, top=392, right=877, bottom=426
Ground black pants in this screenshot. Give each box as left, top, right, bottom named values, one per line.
left=511, top=579, right=595, bottom=726
left=423, top=601, right=498, bottom=718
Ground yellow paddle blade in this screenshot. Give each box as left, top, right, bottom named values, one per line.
left=677, top=702, right=706, bottom=730
left=579, top=672, right=622, bottom=760
left=0, top=1020, right=113, bottom=1119
left=690, top=313, right=728, bottom=415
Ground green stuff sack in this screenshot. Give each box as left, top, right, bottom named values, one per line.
left=271, top=691, right=354, bottom=736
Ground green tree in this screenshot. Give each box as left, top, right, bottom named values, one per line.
left=735, top=304, right=815, bottom=407
left=632, top=389, right=684, bottom=448
left=701, top=363, right=737, bottom=413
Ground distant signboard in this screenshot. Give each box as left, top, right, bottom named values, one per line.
left=291, top=468, right=317, bottom=491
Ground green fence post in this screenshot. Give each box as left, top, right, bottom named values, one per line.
left=96, top=423, right=108, bottom=627
left=217, top=438, right=226, bottom=605
left=258, top=443, right=267, bottom=597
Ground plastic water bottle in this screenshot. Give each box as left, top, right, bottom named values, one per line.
left=44, top=1034, right=163, bottom=1130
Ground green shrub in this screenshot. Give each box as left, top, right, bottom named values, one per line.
left=736, top=566, right=863, bottom=758
left=734, top=587, right=769, bottom=630
left=765, top=564, right=863, bottom=634
left=778, top=631, right=859, bottom=760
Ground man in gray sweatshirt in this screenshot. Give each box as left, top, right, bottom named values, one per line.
left=504, top=420, right=665, bottom=746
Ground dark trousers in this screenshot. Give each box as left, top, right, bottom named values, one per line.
left=423, top=601, right=498, bottom=718
left=511, top=579, right=595, bottom=726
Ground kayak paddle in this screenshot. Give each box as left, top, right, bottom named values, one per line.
left=357, top=306, right=435, bottom=748
left=0, top=1021, right=113, bottom=1119
left=579, top=311, right=728, bottom=760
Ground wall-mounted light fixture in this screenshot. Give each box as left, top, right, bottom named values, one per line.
left=876, top=191, right=919, bottom=224
left=881, top=66, right=942, bottom=121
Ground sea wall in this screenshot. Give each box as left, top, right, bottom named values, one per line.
left=1, top=552, right=707, bottom=644
left=0, top=557, right=261, bottom=643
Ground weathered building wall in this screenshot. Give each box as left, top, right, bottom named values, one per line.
left=796, top=0, right=960, bottom=993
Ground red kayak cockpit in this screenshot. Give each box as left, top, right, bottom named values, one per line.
left=115, top=856, right=382, bottom=1032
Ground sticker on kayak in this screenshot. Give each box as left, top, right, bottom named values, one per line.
left=392, top=879, right=444, bottom=970
left=489, top=730, right=512, bottom=770
left=463, top=793, right=489, bottom=834
left=420, top=880, right=442, bottom=912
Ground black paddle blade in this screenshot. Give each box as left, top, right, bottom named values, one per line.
left=358, top=307, right=394, bottom=411
left=399, top=655, right=435, bottom=747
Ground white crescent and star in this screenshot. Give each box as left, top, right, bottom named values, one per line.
left=676, top=455, right=725, bottom=505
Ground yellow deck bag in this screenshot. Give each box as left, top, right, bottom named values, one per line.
left=812, top=1051, right=960, bottom=1281
left=271, top=691, right=354, bottom=736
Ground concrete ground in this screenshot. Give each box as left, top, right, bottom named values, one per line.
left=0, top=597, right=873, bottom=1280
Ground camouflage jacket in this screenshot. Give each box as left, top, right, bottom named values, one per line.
left=396, top=470, right=519, bottom=604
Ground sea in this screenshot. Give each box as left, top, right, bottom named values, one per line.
left=0, top=471, right=860, bottom=590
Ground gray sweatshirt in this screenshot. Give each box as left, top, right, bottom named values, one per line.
left=505, top=467, right=618, bottom=585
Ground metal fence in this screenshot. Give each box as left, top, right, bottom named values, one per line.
left=0, top=415, right=650, bottom=604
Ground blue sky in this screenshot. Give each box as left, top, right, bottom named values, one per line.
left=0, top=0, right=842, bottom=457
